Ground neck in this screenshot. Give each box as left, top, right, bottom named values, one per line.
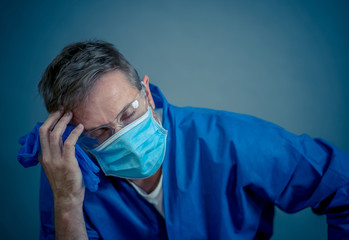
left=129, top=166, right=162, bottom=194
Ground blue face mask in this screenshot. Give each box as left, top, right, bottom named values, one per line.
left=89, top=108, right=167, bottom=179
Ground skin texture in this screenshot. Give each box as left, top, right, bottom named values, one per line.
left=39, top=70, right=162, bottom=239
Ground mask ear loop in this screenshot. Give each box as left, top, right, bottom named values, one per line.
left=153, top=107, right=162, bottom=125
left=148, top=99, right=162, bottom=125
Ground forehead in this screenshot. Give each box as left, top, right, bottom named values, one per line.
left=72, top=70, right=139, bottom=129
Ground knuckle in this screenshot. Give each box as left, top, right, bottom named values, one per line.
left=63, top=149, right=76, bottom=161
left=52, top=163, right=65, bottom=173
left=39, top=156, right=51, bottom=166
left=49, top=132, right=60, bottom=142
left=64, top=141, right=75, bottom=149
left=39, top=125, right=48, bottom=135
left=56, top=161, right=67, bottom=169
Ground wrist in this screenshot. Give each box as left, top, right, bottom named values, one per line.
left=54, top=193, right=84, bottom=212
left=55, top=201, right=83, bottom=217
left=54, top=198, right=84, bottom=225
left=54, top=196, right=87, bottom=240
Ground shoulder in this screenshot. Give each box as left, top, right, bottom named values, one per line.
left=166, top=104, right=281, bottom=135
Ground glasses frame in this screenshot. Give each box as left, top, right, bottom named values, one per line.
left=83, top=85, right=147, bottom=138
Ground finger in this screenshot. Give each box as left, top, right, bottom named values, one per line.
left=39, top=110, right=64, bottom=155
left=63, top=124, right=84, bottom=159
left=42, top=110, right=65, bottom=132
left=49, top=112, right=73, bottom=154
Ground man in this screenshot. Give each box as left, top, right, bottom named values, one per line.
left=25, top=40, right=349, bottom=239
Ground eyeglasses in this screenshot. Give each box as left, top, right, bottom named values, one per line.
left=78, top=86, right=148, bottom=149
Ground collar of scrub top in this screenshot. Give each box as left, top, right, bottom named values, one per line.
left=17, top=122, right=101, bottom=192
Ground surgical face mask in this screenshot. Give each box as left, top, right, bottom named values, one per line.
left=89, top=108, right=167, bottom=179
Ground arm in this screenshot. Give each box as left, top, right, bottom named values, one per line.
left=229, top=115, right=349, bottom=239
left=38, top=111, right=87, bottom=240
left=313, top=184, right=349, bottom=239
left=254, top=136, right=349, bottom=239
left=54, top=200, right=87, bottom=240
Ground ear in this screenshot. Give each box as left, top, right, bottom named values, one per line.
left=141, top=75, right=156, bottom=109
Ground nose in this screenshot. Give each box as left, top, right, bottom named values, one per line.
left=109, top=121, right=123, bottom=135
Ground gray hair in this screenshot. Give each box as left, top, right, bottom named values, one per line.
left=38, top=40, right=141, bottom=112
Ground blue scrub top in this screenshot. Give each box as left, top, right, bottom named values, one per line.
left=39, top=84, right=349, bottom=239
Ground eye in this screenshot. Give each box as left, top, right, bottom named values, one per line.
left=120, top=109, right=136, bottom=123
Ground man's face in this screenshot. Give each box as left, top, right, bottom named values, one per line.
left=72, top=70, right=141, bottom=132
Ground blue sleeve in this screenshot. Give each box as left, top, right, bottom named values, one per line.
left=233, top=115, right=349, bottom=239
left=276, top=138, right=349, bottom=239
left=39, top=168, right=101, bottom=240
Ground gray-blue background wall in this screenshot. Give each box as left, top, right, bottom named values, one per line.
left=1, top=0, right=348, bottom=239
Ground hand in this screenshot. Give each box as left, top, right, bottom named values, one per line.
left=38, top=111, right=85, bottom=207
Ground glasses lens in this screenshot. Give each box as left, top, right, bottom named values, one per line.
left=78, top=127, right=114, bottom=149
left=118, top=92, right=148, bottom=128
left=78, top=88, right=148, bottom=149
